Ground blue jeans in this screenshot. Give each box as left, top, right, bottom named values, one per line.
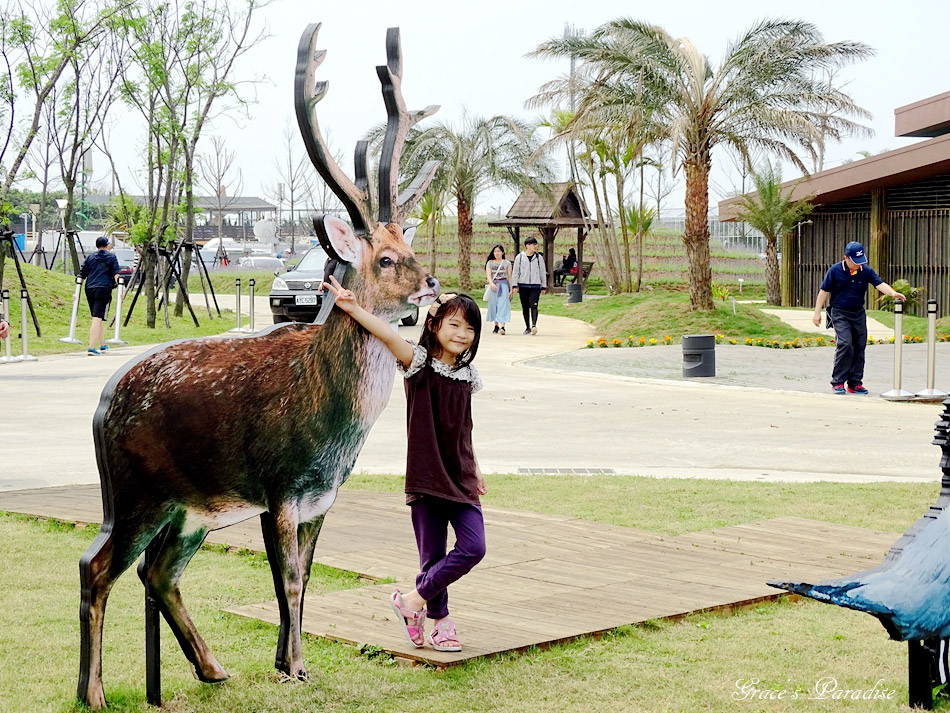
left=410, top=497, right=486, bottom=619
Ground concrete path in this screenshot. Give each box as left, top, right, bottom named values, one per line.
left=760, top=307, right=895, bottom=339
left=0, top=306, right=945, bottom=490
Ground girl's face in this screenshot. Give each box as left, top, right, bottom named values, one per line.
left=493, top=246, right=504, bottom=260
left=434, top=309, right=476, bottom=360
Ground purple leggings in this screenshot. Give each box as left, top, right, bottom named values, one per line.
left=410, top=497, right=486, bottom=619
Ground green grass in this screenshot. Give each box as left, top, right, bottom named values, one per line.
left=539, top=290, right=805, bottom=342
left=1, top=475, right=945, bottom=712
left=186, top=270, right=283, bottom=297
left=2, top=263, right=235, bottom=356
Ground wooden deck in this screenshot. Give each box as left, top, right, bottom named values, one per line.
left=0, top=485, right=897, bottom=667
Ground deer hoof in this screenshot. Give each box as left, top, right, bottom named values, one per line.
left=81, top=683, right=107, bottom=710
left=195, top=662, right=229, bottom=684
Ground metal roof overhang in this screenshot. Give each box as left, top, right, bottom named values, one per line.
left=718, top=133, right=950, bottom=221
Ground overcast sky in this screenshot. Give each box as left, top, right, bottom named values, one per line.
left=103, top=0, right=950, bottom=219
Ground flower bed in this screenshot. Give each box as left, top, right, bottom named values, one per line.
left=585, top=333, right=950, bottom=349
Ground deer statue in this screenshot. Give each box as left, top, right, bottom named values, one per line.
left=78, top=23, right=440, bottom=709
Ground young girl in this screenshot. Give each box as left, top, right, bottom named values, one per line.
left=322, top=276, right=487, bottom=652
left=485, top=244, right=512, bottom=335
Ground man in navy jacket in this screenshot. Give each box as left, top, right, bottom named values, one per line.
left=811, top=241, right=905, bottom=394
left=79, top=237, right=120, bottom=355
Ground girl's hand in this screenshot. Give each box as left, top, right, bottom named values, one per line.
left=491, top=283, right=498, bottom=292
left=476, top=473, right=487, bottom=495
left=321, top=275, right=358, bottom=314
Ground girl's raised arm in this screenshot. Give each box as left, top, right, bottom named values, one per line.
left=321, top=275, right=416, bottom=368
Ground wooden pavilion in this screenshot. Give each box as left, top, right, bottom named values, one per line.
left=488, top=182, right=597, bottom=291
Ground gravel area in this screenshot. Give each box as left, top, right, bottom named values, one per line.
left=527, top=341, right=950, bottom=397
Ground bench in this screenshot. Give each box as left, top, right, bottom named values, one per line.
left=770, top=400, right=950, bottom=709
left=558, top=261, right=594, bottom=286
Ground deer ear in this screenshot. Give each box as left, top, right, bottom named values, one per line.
left=321, top=216, right=363, bottom=263
left=402, top=225, right=417, bottom=247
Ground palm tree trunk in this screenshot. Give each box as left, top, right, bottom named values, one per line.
left=765, top=234, right=781, bottom=305
left=637, top=158, right=647, bottom=292
left=585, top=159, right=621, bottom=293
left=428, top=214, right=438, bottom=277
left=600, top=172, right=625, bottom=289
left=683, top=159, right=714, bottom=311
left=614, top=170, right=631, bottom=293
left=457, top=192, right=473, bottom=292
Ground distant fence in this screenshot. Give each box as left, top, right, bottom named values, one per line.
left=655, top=216, right=766, bottom=253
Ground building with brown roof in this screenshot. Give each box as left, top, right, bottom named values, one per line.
left=718, top=91, right=950, bottom=315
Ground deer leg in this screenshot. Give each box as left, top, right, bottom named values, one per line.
left=137, top=520, right=229, bottom=683
left=79, top=517, right=164, bottom=709
left=260, top=508, right=306, bottom=678
left=268, top=515, right=325, bottom=668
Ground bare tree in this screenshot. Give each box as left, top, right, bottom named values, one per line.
left=196, top=134, right=243, bottom=250
left=266, top=120, right=316, bottom=254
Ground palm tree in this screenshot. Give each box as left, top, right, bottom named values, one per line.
left=533, top=18, right=873, bottom=311
left=403, top=115, right=548, bottom=291
left=413, top=187, right=448, bottom=278
left=734, top=163, right=813, bottom=306
left=623, top=204, right=655, bottom=292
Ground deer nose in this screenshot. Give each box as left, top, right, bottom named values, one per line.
left=426, top=276, right=439, bottom=291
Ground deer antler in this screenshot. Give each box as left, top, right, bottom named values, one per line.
left=295, top=24, right=440, bottom=236
left=295, top=23, right=375, bottom=235
left=376, top=27, right=440, bottom=225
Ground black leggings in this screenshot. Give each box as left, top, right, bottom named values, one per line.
left=518, top=285, right=542, bottom=329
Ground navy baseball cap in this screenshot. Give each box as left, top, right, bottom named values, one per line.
left=845, top=241, right=868, bottom=265
left=95, top=236, right=110, bottom=248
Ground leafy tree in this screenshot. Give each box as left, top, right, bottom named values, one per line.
left=733, top=163, right=813, bottom=306
left=623, top=203, right=654, bottom=292
left=534, top=18, right=873, bottom=310
left=402, top=114, right=549, bottom=291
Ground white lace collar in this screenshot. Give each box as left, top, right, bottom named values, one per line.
left=398, top=341, right=483, bottom=393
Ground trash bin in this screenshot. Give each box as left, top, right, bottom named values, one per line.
left=682, top=334, right=716, bottom=377
left=565, top=283, right=583, bottom=304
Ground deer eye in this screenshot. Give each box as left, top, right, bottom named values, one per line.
left=379, top=256, right=395, bottom=268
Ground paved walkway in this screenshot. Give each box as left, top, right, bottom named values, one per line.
left=760, top=307, right=894, bottom=339
left=0, top=305, right=945, bottom=489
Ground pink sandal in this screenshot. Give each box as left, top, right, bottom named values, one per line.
left=427, top=619, right=462, bottom=652
left=389, top=590, right=426, bottom=648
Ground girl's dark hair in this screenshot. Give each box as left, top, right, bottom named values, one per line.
left=486, top=244, right=505, bottom=264
left=419, top=293, right=482, bottom=370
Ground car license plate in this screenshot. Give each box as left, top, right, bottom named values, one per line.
left=295, top=294, right=318, bottom=306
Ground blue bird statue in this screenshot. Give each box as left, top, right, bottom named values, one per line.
left=769, top=400, right=950, bottom=641
left=769, top=399, right=950, bottom=710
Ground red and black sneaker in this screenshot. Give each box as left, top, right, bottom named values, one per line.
left=847, top=383, right=869, bottom=395
left=832, top=383, right=846, bottom=395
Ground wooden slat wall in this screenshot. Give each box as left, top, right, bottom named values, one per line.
left=888, top=209, right=950, bottom=317
left=793, top=201, right=950, bottom=317
left=794, top=212, right=871, bottom=308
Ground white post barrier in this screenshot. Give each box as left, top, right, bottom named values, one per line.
left=915, top=299, right=948, bottom=400
left=229, top=278, right=244, bottom=332
left=0, top=289, right=16, bottom=364
left=882, top=300, right=914, bottom=401
left=247, top=279, right=256, bottom=332
left=59, top=276, right=83, bottom=344
left=18, top=288, right=37, bottom=361
left=107, top=277, right=129, bottom=346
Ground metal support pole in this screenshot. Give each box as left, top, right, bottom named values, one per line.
left=0, top=289, right=16, bottom=363
left=247, top=279, right=256, bottom=332
left=916, top=299, right=948, bottom=400
left=738, top=278, right=744, bottom=294
left=59, top=276, right=84, bottom=344
left=106, top=278, right=129, bottom=346
left=882, top=300, right=914, bottom=401
left=229, top=279, right=243, bottom=332
left=18, top=289, right=37, bottom=361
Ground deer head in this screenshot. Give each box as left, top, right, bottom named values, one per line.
left=295, top=23, right=440, bottom=321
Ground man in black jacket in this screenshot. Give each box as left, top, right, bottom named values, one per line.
left=79, top=237, right=120, bottom=355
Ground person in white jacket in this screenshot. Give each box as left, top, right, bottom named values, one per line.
left=510, top=237, right=547, bottom=335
